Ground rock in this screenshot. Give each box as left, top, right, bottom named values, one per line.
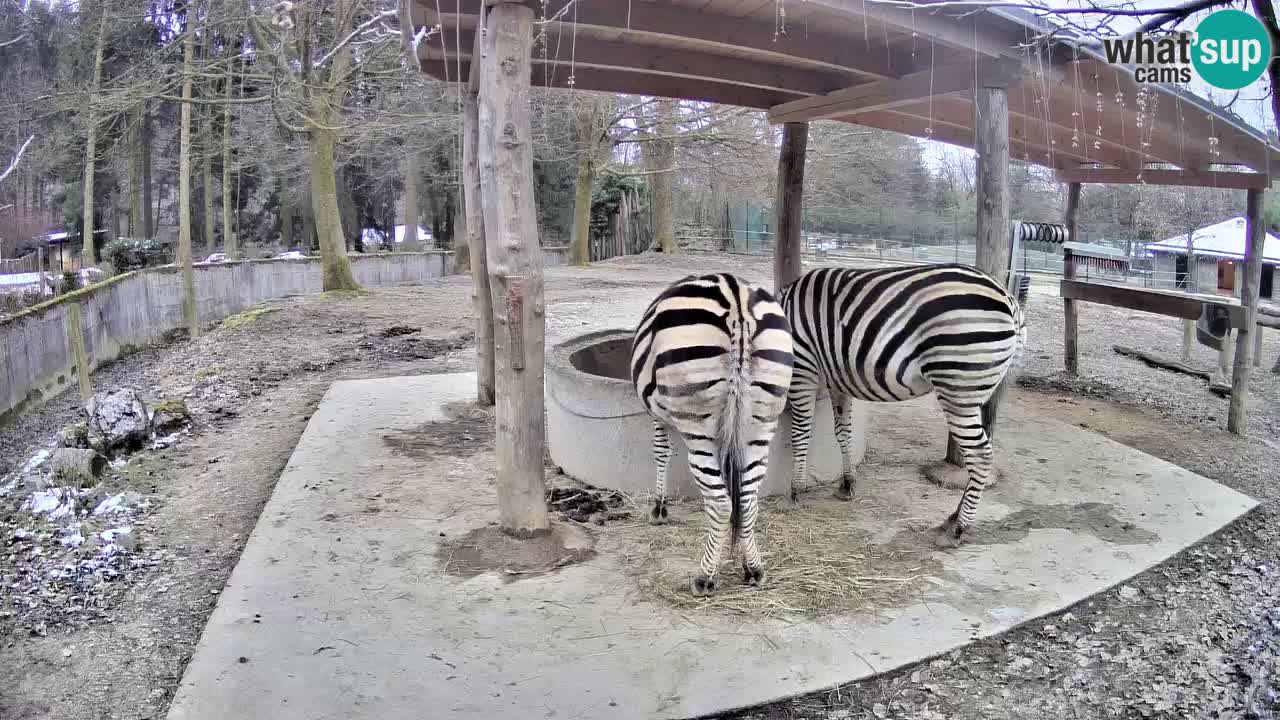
left=57, top=422, right=90, bottom=449
left=1119, top=585, right=1140, bottom=601
left=87, top=389, right=151, bottom=454
left=48, top=448, right=108, bottom=487
left=150, top=398, right=191, bottom=434
left=20, top=473, right=52, bottom=495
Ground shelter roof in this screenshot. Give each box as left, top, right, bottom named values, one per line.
left=412, top=1, right=1280, bottom=177
left=1148, top=216, right=1280, bottom=263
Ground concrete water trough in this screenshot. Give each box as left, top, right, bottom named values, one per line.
left=546, top=328, right=865, bottom=497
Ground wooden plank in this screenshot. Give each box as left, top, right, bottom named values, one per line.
left=418, top=2, right=918, bottom=81
left=1056, top=168, right=1271, bottom=190
left=1060, top=280, right=1249, bottom=328
left=1063, top=182, right=1081, bottom=376
left=463, top=12, right=495, bottom=406
left=767, top=59, right=1020, bottom=125
left=477, top=2, right=550, bottom=535
left=65, top=302, right=93, bottom=405
left=1228, top=188, right=1266, bottom=435
left=773, top=122, right=807, bottom=291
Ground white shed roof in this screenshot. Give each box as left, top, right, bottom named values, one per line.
left=1148, top=217, right=1280, bottom=265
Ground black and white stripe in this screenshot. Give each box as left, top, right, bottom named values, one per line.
left=631, top=273, right=794, bottom=595
left=780, top=264, right=1027, bottom=547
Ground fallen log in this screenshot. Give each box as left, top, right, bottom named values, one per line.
left=1113, top=344, right=1214, bottom=381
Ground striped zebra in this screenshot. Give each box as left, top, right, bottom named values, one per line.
left=779, top=264, right=1027, bottom=548
left=630, top=273, right=795, bottom=595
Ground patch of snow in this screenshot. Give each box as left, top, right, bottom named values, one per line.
left=99, top=526, right=132, bottom=543
left=58, top=525, right=85, bottom=548
left=93, top=494, right=128, bottom=516
left=26, top=488, right=79, bottom=520
left=1, top=448, right=53, bottom=496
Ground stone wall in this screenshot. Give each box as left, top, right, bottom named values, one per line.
left=1, top=250, right=581, bottom=420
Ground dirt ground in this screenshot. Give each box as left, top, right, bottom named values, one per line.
left=2, top=252, right=1279, bottom=720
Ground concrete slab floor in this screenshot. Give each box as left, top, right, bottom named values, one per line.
left=166, top=372, right=1257, bottom=720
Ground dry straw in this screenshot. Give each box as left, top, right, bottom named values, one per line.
left=599, top=494, right=939, bottom=623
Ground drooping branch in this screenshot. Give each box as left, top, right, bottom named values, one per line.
left=0, top=134, right=34, bottom=184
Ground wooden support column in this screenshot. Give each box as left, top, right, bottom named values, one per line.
left=463, top=9, right=495, bottom=406
left=946, top=83, right=1011, bottom=467
left=1063, top=182, right=1081, bottom=375
left=1228, top=188, right=1266, bottom=434
left=773, top=122, right=808, bottom=291
left=478, top=1, right=550, bottom=535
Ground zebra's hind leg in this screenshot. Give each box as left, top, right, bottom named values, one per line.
left=738, top=420, right=775, bottom=587
left=649, top=420, right=671, bottom=525
left=786, top=383, right=818, bottom=505
left=831, top=392, right=858, bottom=501
left=934, top=402, right=994, bottom=548
left=689, top=458, right=733, bottom=596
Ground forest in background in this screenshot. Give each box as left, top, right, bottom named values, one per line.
left=1, top=0, right=1278, bottom=281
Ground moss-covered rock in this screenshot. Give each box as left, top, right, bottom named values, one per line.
left=151, top=398, right=191, bottom=434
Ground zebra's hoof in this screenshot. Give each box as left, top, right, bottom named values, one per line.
left=691, top=575, right=718, bottom=596
left=833, top=481, right=854, bottom=501
left=743, top=565, right=766, bottom=587
left=648, top=502, right=669, bottom=525
left=933, top=521, right=964, bottom=549
left=788, top=489, right=801, bottom=507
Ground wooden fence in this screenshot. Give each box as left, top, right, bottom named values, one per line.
left=0, top=253, right=40, bottom=275
left=589, top=188, right=652, bottom=262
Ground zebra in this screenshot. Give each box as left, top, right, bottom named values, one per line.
left=630, top=273, right=794, bottom=596
left=779, top=264, right=1027, bottom=548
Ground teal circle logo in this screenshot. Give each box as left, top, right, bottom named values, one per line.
left=1192, top=9, right=1271, bottom=90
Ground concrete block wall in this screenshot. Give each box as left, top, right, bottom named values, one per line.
left=0, top=251, right=474, bottom=420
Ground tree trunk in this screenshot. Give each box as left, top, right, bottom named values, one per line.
left=308, top=118, right=360, bottom=291
left=569, top=147, right=594, bottom=265
left=463, top=46, right=495, bottom=404
left=1063, top=182, right=1081, bottom=374
left=402, top=154, right=419, bottom=247
left=478, top=2, right=549, bottom=535
left=280, top=188, right=294, bottom=248
left=202, top=122, right=215, bottom=252
left=649, top=99, right=678, bottom=253
left=452, top=197, right=468, bottom=272
left=222, top=73, right=237, bottom=259
left=142, top=106, right=154, bottom=239
left=178, top=27, right=199, bottom=338
left=127, top=106, right=144, bottom=237
left=82, top=8, right=108, bottom=267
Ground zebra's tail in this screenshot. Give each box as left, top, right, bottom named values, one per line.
left=717, top=341, right=752, bottom=550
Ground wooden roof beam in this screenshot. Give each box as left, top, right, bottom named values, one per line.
left=420, top=60, right=805, bottom=110
left=845, top=107, right=1089, bottom=170
left=1055, top=167, right=1271, bottom=190
left=768, top=59, right=1021, bottom=125
left=421, top=30, right=850, bottom=98
left=415, top=1, right=923, bottom=81
left=804, top=0, right=1016, bottom=57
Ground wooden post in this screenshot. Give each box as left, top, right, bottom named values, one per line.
left=463, top=9, right=495, bottom=406
left=478, top=1, right=550, bottom=536
left=36, top=245, right=46, bottom=297
left=1063, top=182, right=1082, bottom=375
left=947, top=83, right=1010, bottom=467
left=1254, top=326, right=1263, bottom=367
left=773, top=122, right=808, bottom=291
left=1228, top=188, right=1266, bottom=434
left=66, top=302, right=93, bottom=405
